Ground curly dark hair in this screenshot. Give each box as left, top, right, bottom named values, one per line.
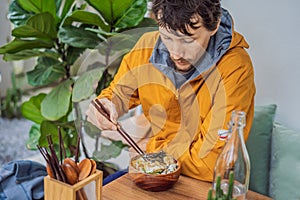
left=151, top=0, right=221, bottom=35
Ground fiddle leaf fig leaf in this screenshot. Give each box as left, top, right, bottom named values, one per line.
left=97, top=33, right=132, bottom=56
left=96, top=27, right=157, bottom=57
left=21, top=93, right=47, bottom=124
left=58, top=26, right=101, bottom=49
left=17, top=0, right=56, bottom=18
left=0, top=38, right=53, bottom=54
left=2, top=49, right=59, bottom=61
left=39, top=120, right=77, bottom=156
left=41, top=79, right=74, bottom=120
left=85, top=0, right=134, bottom=23
left=100, top=162, right=119, bottom=174
left=136, top=17, right=158, bottom=28
left=26, top=124, right=41, bottom=150
left=97, top=32, right=143, bottom=56
left=93, top=140, right=128, bottom=161
left=12, top=12, right=57, bottom=40
left=8, top=0, right=34, bottom=26
left=26, top=57, right=66, bottom=86
left=63, top=10, right=109, bottom=32
left=66, top=46, right=86, bottom=66
left=114, top=0, right=147, bottom=30
left=83, top=120, right=101, bottom=139
left=72, top=68, right=105, bottom=102
left=39, top=120, right=66, bottom=147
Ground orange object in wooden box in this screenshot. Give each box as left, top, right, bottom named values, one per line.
left=44, top=170, right=103, bottom=200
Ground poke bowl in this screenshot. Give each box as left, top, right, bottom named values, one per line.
left=128, top=151, right=181, bottom=192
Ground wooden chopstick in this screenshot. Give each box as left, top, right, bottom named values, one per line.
left=92, top=99, right=146, bottom=157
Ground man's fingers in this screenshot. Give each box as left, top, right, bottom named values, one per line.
left=86, top=101, right=117, bottom=130
left=99, top=98, right=118, bottom=124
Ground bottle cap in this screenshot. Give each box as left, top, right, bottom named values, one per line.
left=218, top=129, right=229, bottom=140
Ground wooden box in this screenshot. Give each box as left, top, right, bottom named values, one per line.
left=44, top=170, right=103, bottom=200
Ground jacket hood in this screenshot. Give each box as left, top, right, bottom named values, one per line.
left=150, top=8, right=249, bottom=88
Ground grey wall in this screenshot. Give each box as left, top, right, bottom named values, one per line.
left=222, top=0, right=300, bottom=131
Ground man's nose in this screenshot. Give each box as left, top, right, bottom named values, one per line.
left=170, top=42, right=184, bottom=58
left=171, top=53, right=182, bottom=60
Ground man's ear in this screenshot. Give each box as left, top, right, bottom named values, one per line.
left=210, top=19, right=221, bottom=36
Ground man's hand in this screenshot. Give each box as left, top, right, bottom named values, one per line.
left=86, top=98, right=118, bottom=131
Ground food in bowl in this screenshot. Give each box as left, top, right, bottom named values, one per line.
left=129, top=151, right=181, bottom=192
left=131, top=151, right=178, bottom=174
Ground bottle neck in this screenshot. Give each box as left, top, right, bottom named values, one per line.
left=228, top=110, right=246, bottom=141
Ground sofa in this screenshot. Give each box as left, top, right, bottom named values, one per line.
left=246, top=104, right=300, bottom=200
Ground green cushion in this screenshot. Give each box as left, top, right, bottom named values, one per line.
left=269, top=123, right=300, bottom=200
left=246, top=104, right=277, bottom=196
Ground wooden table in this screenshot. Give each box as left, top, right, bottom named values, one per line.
left=102, top=174, right=272, bottom=200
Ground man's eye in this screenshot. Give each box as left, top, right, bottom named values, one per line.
left=183, top=39, right=194, bottom=44
left=163, top=36, right=171, bottom=40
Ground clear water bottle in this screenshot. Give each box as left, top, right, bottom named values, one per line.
left=212, top=111, right=250, bottom=200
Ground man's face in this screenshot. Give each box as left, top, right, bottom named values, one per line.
left=159, top=20, right=218, bottom=72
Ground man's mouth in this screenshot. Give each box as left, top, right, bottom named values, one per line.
left=171, top=57, right=190, bottom=65
left=170, top=57, right=194, bottom=72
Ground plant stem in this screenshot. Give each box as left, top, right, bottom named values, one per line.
left=227, top=171, right=234, bottom=200
left=73, top=102, right=89, bottom=159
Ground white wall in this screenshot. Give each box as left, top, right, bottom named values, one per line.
left=222, top=0, right=300, bottom=132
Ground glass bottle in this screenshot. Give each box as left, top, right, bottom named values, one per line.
left=212, top=111, right=250, bottom=200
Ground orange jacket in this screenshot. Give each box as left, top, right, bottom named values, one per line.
left=99, top=27, right=255, bottom=181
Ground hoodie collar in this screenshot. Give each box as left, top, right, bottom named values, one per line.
left=150, top=8, right=233, bottom=87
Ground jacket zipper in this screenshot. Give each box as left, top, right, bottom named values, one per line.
left=175, top=89, right=179, bottom=100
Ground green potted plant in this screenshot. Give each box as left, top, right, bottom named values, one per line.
left=0, top=0, right=156, bottom=177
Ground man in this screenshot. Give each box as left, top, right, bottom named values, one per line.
left=86, top=0, right=255, bottom=182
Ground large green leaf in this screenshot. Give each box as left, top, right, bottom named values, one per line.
left=17, top=0, right=56, bottom=18
left=66, top=46, right=86, bottom=66
left=41, top=79, right=74, bottom=120
left=63, top=10, right=109, bottom=32
left=85, top=0, right=134, bottom=23
left=69, top=48, right=106, bottom=77
left=21, top=93, right=47, bottom=124
left=93, top=140, right=128, bottom=161
left=72, top=68, right=105, bottom=102
left=86, top=28, right=118, bottom=37
left=114, top=0, right=147, bottom=30
left=12, top=12, right=57, bottom=40
left=0, top=38, right=54, bottom=54
left=96, top=27, right=157, bottom=57
left=58, top=26, right=101, bottom=49
left=83, top=120, right=101, bottom=139
left=39, top=120, right=66, bottom=147
left=26, top=124, right=41, bottom=150
left=39, top=120, right=77, bottom=151
left=27, top=57, right=66, bottom=86
left=8, top=0, right=34, bottom=26
left=136, top=17, right=158, bottom=28
left=2, top=49, right=59, bottom=61
left=97, top=32, right=140, bottom=56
